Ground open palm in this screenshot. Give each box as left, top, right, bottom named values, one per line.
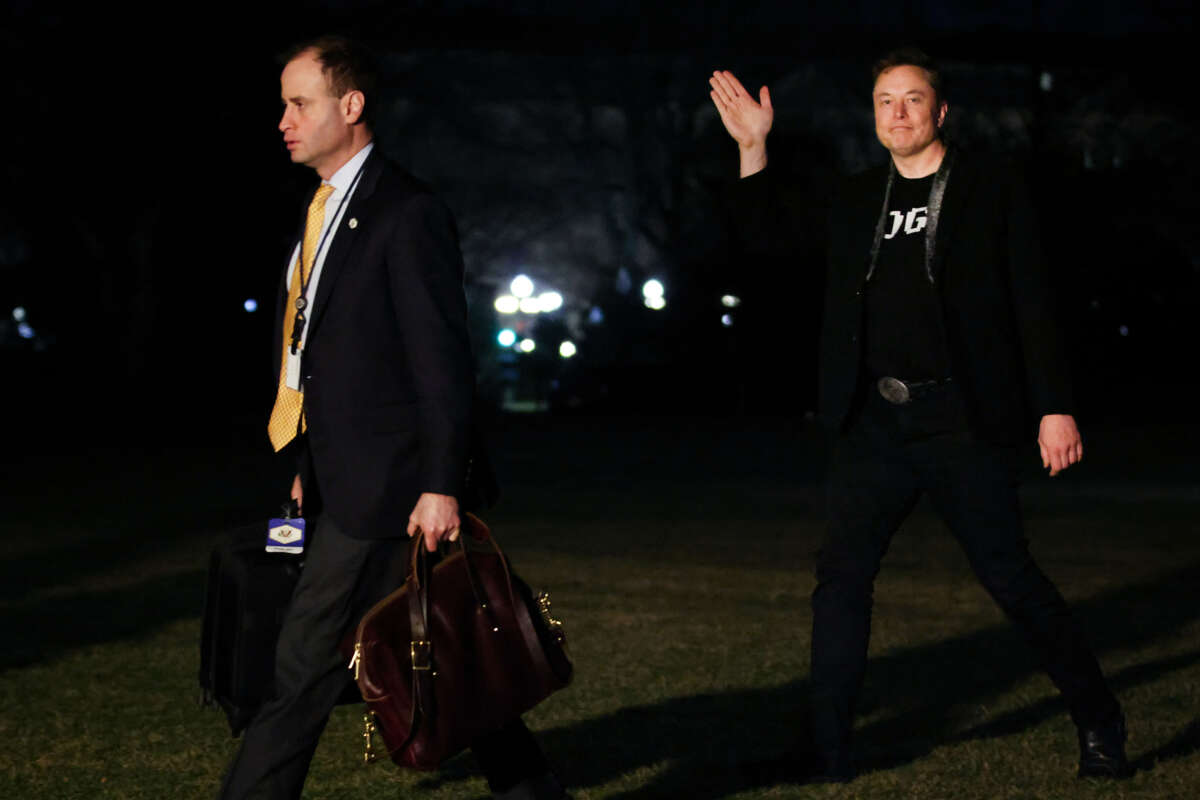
left=709, top=70, right=773, bottom=148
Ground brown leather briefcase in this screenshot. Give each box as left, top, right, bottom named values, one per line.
left=343, top=513, right=572, bottom=769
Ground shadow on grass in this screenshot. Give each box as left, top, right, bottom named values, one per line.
left=0, top=439, right=280, bottom=608
left=0, top=534, right=186, bottom=606
left=1134, top=718, right=1200, bottom=772
left=0, top=569, right=206, bottom=671
left=2, top=525, right=1198, bottom=796
left=418, top=560, right=1200, bottom=798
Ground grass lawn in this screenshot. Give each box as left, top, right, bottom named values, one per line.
left=2, top=420, right=1198, bottom=798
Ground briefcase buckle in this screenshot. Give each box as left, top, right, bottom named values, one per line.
left=536, top=591, right=567, bottom=645
left=362, top=711, right=379, bottom=765
left=410, top=640, right=432, bottom=671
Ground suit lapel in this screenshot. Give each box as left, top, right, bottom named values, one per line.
left=306, top=148, right=385, bottom=338
left=930, top=151, right=978, bottom=284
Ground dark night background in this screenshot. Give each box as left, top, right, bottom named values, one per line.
left=2, top=0, right=1197, bottom=454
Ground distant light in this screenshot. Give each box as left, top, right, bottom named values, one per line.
left=519, top=297, right=541, bottom=314
left=616, top=267, right=633, bottom=294
left=17, top=323, right=34, bottom=339
left=721, top=314, right=733, bottom=327
left=588, top=306, right=605, bottom=324
left=12, top=306, right=26, bottom=322
left=644, top=295, right=666, bottom=311
left=721, top=294, right=741, bottom=308
left=494, top=295, right=520, bottom=314
left=511, top=275, right=534, bottom=298
left=1118, top=325, right=1129, bottom=337
left=642, top=279, right=664, bottom=300
left=537, top=291, right=563, bottom=313
left=1039, top=71, right=1053, bottom=92
left=559, top=341, right=577, bottom=358
left=1090, top=299, right=1100, bottom=310
left=243, top=298, right=258, bottom=313
left=519, top=338, right=536, bottom=353
left=497, top=329, right=517, bottom=347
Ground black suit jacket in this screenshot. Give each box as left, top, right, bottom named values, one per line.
left=274, top=148, right=480, bottom=539
left=734, top=151, right=1073, bottom=444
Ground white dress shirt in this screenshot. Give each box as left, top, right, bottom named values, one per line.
left=285, top=141, right=374, bottom=351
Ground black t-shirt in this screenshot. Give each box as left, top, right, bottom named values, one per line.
left=862, top=173, right=950, bottom=380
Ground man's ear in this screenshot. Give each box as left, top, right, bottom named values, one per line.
left=936, top=101, right=949, bottom=130
left=343, top=90, right=366, bottom=125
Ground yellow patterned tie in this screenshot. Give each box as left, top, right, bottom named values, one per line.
left=267, top=183, right=337, bottom=451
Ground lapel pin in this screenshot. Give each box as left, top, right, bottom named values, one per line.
left=348, top=218, right=358, bottom=229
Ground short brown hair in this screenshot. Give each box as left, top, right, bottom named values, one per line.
left=283, top=36, right=379, bottom=129
left=872, top=46, right=946, bottom=106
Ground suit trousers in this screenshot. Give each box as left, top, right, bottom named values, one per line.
left=809, top=386, right=1120, bottom=763
left=218, top=513, right=548, bottom=799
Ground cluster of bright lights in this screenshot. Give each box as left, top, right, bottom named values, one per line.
left=719, top=294, right=740, bottom=327
left=12, top=307, right=34, bottom=339
left=642, top=279, right=665, bottom=310
left=496, top=327, right=576, bottom=359
left=495, top=275, right=564, bottom=315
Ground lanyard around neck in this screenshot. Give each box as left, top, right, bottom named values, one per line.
left=289, top=162, right=368, bottom=353
left=865, top=147, right=955, bottom=285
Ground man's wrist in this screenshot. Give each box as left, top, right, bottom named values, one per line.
left=738, top=142, right=767, bottom=178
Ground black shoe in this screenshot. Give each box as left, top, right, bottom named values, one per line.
left=1077, top=713, right=1132, bottom=779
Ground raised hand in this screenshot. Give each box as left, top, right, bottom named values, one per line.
left=709, top=70, right=773, bottom=150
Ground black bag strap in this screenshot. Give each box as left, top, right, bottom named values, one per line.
left=469, top=518, right=564, bottom=689
left=370, top=536, right=436, bottom=760
left=407, top=542, right=436, bottom=733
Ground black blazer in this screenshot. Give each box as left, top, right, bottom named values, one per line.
left=274, top=148, right=479, bottom=539
left=734, top=151, right=1073, bottom=444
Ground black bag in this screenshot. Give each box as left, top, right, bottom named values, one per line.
left=198, top=522, right=304, bottom=736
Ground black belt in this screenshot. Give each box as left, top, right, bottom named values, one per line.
left=876, top=376, right=953, bottom=405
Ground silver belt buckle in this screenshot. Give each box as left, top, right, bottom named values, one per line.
left=877, top=377, right=911, bottom=405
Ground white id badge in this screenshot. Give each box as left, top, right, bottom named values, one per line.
left=266, top=517, right=306, bottom=554
left=285, top=350, right=302, bottom=390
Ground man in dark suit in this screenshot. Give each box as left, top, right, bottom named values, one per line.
left=710, top=48, right=1130, bottom=782
left=218, top=37, right=567, bottom=800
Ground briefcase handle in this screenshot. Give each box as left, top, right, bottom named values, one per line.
left=405, top=514, right=562, bottom=692
left=403, top=515, right=512, bottom=737
left=407, top=514, right=517, bottom=611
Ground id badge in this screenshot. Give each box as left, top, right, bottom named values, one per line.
left=284, top=350, right=302, bottom=390
left=266, top=516, right=306, bottom=554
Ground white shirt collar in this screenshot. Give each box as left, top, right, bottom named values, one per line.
left=323, top=141, right=375, bottom=192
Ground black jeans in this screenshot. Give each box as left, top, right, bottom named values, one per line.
left=218, top=514, right=548, bottom=799
left=809, top=386, right=1120, bottom=763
